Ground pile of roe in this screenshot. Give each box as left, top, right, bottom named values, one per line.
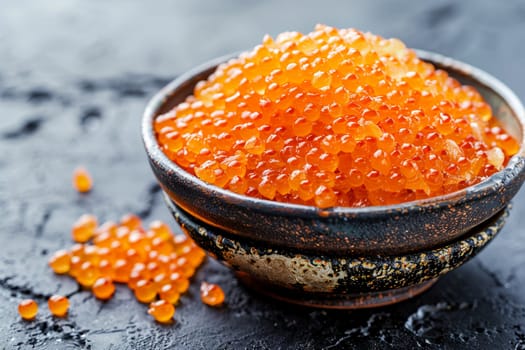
left=47, top=214, right=225, bottom=323
left=155, top=25, right=519, bottom=208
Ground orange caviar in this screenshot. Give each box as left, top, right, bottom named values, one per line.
left=72, top=214, right=98, bottom=243
left=48, top=249, right=71, bottom=274
left=200, top=282, right=225, bottom=307
left=169, top=272, right=190, bottom=293
left=155, top=25, right=519, bottom=207
left=77, top=261, right=99, bottom=287
left=148, top=300, right=175, bottom=323
left=48, top=295, right=69, bottom=317
left=120, top=214, right=142, bottom=231
left=159, top=284, right=180, bottom=304
left=92, top=277, right=115, bottom=300
left=47, top=214, right=208, bottom=323
left=73, top=167, right=92, bottom=193
left=134, top=279, right=157, bottom=303
left=18, top=299, right=38, bottom=320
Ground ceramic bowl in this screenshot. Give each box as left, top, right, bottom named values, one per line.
left=168, top=198, right=508, bottom=308
left=142, top=50, right=525, bottom=308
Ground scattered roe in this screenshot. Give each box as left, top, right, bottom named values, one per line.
left=71, top=214, right=98, bottom=243
left=46, top=213, right=210, bottom=323
left=154, top=25, right=519, bottom=208
left=18, top=299, right=38, bottom=320
left=148, top=300, right=175, bottom=323
left=159, top=284, right=180, bottom=304
left=200, top=282, right=225, bottom=307
left=48, top=249, right=71, bottom=274
left=92, top=277, right=115, bottom=300
left=73, top=167, right=93, bottom=193
left=48, top=295, right=69, bottom=317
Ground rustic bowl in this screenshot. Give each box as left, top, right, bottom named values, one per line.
left=168, top=199, right=509, bottom=308
left=142, top=50, right=525, bottom=308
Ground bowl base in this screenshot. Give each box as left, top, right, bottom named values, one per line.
left=235, top=272, right=438, bottom=309
left=166, top=195, right=509, bottom=310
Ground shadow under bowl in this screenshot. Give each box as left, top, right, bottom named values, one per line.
left=142, top=50, right=525, bottom=307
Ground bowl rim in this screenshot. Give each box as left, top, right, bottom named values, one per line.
left=142, top=49, right=525, bottom=217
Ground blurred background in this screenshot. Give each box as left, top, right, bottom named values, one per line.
left=1, top=1, right=525, bottom=348
left=1, top=0, right=524, bottom=94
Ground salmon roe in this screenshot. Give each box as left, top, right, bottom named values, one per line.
left=159, top=284, right=180, bottom=304
left=73, top=167, right=92, bottom=193
left=47, top=213, right=209, bottom=323
left=18, top=299, right=38, bottom=320
left=48, top=249, right=71, bottom=274
left=148, top=300, right=175, bottom=323
left=134, top=279, right=157, bottom=303
left=155, top=25, right=519, bottom=207
left=48, top=295, right=69, bottom=317
left=200, top=282, right=225, bottom=307
left=92, top=277, right=115, bottom=300
left=72, top=214, right=98, bottom=243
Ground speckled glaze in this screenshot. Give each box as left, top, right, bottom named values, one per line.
left=142, top=50, right=525, bottom=256
left=167, top=197, right=509, bottom=308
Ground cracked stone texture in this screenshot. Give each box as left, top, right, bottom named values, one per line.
left=1, top=0, right=525, bottom=349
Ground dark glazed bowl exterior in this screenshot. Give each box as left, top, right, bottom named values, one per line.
left=167, top=198, right=508, bottom=308
left=142, top=50, right=525, bottom=256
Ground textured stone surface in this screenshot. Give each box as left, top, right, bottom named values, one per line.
left=1, top=0, right=525, bottom=349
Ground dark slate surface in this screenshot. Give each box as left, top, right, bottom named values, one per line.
left=1, top=1, right=525, bottom=349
